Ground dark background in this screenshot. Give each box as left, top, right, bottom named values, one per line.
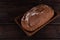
left=0, top=0, right=60, bottom=40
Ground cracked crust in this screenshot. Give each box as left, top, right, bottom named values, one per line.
left=21, top=4, right=54, bottom=31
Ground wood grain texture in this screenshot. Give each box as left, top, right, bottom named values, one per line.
left=0, top=24, right=60, bottom=40
left=0, top=0, right=60, bottom=40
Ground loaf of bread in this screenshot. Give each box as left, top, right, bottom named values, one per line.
left=21, top=4, right=54, bottom=32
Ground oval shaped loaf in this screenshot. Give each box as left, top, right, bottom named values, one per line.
left=21, top=4, right=54, bottom=31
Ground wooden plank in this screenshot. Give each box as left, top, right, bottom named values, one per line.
left=0, top=24, right=24, bottom=38
left=0, top=24, right=59, bottom=39
left=0, top=39, right=60, bottom=40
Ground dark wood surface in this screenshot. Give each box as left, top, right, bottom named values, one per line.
left=0, top=0, right=60, bottom=40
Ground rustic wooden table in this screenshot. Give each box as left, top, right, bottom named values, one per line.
left=0, top=0, right=60, bottom=40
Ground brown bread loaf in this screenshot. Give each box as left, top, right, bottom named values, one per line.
left=21, top=4, right=54, bottom=32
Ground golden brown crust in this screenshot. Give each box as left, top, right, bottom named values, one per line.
left=21, top=4, right=54, bottom=31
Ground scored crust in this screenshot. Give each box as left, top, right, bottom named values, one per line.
left=21, top=4, right=54, bottom=31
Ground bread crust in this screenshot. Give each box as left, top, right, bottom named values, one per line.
left=21, top=4, right=54, bottom=31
